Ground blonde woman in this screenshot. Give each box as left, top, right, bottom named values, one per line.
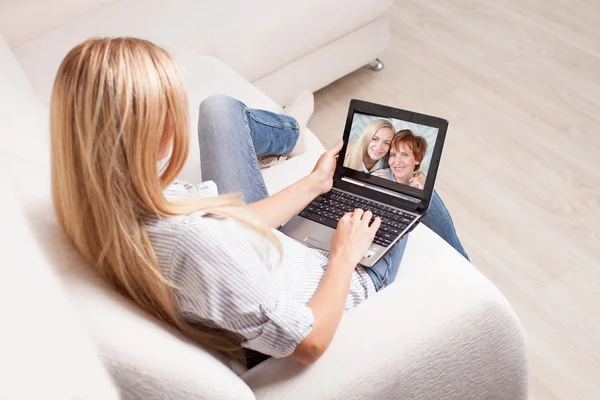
left=343, top=119, right=394, bottom=173
left=50, top=37, right=468, bottom=370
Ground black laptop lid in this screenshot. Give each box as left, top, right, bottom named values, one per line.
left=334, top=99, right=448, bottom=213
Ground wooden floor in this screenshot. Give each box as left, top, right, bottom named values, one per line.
left=308, top=0, right=600, bottom=398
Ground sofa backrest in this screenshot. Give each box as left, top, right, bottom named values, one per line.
left=3, top=0, right=393, bottom=106
left=0, top=33, right=255, bottom=400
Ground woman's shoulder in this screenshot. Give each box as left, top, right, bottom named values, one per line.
left=145, top=207, right=254, bottom=249
left=145, top=209, right=272, bottom=282
left=148, top=180, right=262, bottom=248
left=164, top=180, right=219, bottom=201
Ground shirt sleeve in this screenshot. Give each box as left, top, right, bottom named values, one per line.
left=169, top=214, right=314, bottom=358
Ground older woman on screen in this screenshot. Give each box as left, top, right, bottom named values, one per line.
left=374, top=129, right=428, bottom=189
left=343, top=119, right=395, bottom=173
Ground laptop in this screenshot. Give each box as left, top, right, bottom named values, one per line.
left=279, top=99, right=448, bottom=267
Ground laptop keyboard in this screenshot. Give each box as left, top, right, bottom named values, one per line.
left=298, top=190, right=417, bottom=247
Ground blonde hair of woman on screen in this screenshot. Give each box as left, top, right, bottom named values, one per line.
left=343, top=119, right=395, bottom=173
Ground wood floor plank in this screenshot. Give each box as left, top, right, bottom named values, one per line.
left=308, top=0, right=600, bottom=398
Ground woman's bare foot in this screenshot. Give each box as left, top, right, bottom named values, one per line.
left=257, top=154, right=287, bottom=169
left=282, top=90, right=314, bottom=158
left=257, top=91, right=314, bottom=168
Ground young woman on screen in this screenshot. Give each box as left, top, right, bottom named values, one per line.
left=50, top=37, right=468, bottom=369
left=342, top=119, right=394, bottom=173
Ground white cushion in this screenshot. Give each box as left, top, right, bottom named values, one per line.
left=0, top=170, right=118, bottom=400
left=254, top=15, right=390, bottom=105
left=243, top=224, right=529, bottom=399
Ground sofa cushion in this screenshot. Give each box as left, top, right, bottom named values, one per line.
left=0, top=167, right=118, bottom=398
left=7, top=0, right=393, bottom=106
left=242, top=224, right=529, bottom=400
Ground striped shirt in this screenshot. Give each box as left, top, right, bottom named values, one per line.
left=144, top=181, right=376, bottom=358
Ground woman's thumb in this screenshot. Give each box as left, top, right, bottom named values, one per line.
left=330, top=139, right=343, bottom=153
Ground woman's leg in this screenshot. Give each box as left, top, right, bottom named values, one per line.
left=366, top=191, right=469, bottom=290
left=197, top=95, right=299, bottom=203
left=421, top=191, right=470, bottom=261
left=365, top=235, right=409, bottom=291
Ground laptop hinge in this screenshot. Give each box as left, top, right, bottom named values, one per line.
left=341, top=177, right=421, bottom=204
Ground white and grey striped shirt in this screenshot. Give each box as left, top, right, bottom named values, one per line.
left=144, top=181, right=376, bottom=358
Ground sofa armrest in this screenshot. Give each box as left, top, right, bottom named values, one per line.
left=242, top=226, right=529, bottom=400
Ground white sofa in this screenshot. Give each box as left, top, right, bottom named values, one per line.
left=0, top=2, right=529, bottom=399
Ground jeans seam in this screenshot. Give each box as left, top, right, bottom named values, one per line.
left=380, top=262, right=391, bottom=289
left=247, top=110, right=299, bottom=130
left=242, top=106, right=270, bottom=200
left=375, top=259, right=394, bottom=291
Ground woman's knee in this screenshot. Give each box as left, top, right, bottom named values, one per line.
left=198, top=95, right=244, bottom=127
left=427, top=190, right=449, bottom=218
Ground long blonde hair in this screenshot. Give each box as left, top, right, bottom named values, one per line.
left=50, top=37, right=278, bottom=361
left=343, top=119, right=394, bottom=170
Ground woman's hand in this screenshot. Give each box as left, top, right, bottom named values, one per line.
left=409, top=177, right=424, bottom=189
left=409, top=172, right=426, bottom=189
left=310, top=140, right=344, bottom=195
left=330, top=209, right=381, bottom=267
left=249, top=140, right=344, bottom=228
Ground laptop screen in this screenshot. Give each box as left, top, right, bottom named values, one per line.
left=342, top=112, right=440, bottom=193
left=335, top=100, right=448, bottom=212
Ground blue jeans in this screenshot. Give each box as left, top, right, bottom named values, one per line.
left=197, top=95, right=469, bottom=292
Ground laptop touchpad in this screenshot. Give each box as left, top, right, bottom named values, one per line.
left=303, top=228, right=334, bottom=249
left=303, top=237, right=326, bottom=248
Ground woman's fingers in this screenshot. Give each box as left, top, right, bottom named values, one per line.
left=328, top=139, right=344, bottom=156
left=352, top=208, right=364, bottom=221
left=350, top=208, right=381, bottom=236
left=362, top=210, right=373, bottom=226
left=370, top=217, right=382, bottom=232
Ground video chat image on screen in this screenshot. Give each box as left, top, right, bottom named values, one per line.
left=342, top=113, right=439, bottom=191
